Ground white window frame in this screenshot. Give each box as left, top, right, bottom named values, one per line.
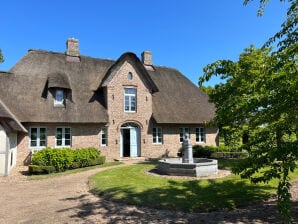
left=152, top=127, right=163, bottom=144
left=101, top=127, right=108, bottom=146
left=29, top=127, right=47, bottom=149
left=196, top=127, right=206, bottom=143
left=124, top=88, right=137, bottom=112
left=179, top=127, right=189, bottom=143
left=54, top=89, right=64, bottom=105
left=55, top=127, right=71, bottom=147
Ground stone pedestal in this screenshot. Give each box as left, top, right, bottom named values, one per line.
left=182, top=133, right=193, bottom=163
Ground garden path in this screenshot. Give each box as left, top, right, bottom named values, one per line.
left=0, top=162, right=297, bottom=224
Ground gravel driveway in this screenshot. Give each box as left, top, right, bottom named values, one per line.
left=0, top=163, right=297, bottom=224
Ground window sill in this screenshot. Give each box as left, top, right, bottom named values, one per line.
left=55, top=145, right=71, bottom=148
left=152, top=143, right=163, bottom=145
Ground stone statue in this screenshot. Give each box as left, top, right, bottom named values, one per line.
left=182, top=133, right=193, bottom=163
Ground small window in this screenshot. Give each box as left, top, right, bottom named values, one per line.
left=128, top=72, right=133, bottom=80
left=179, top=127, right=189, bottom=143
left=30, top=127, right=47, bottom=148
left=101, top=127, right=108, bottom=146
left=56, top=127, right=71, bottom=147
left=196, top=127, right=206, bottom=143
left=153, top=127, right=163, bottom=144
left=54, top=89, right=64, bottom=105
left=124, top=88, right=137, bottom=112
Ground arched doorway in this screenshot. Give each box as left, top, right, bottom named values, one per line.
left=120, top=123, right=140, bottom=157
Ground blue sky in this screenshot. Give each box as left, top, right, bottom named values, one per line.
left=0, top=0, right=288, bottom=86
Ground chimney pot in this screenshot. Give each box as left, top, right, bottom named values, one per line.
left=66, top=38, right=79, bottom=57
left=142, top=51, right=153, bottom=66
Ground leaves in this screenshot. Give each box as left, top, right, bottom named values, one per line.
left=0, top=49, right=3, bottom=63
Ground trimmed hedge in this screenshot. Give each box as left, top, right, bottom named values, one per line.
left=30, top=147, right=105, bottom=174
left=28, top=165, right=56, bottom=174
left=192, top=144, right=248, bottom=159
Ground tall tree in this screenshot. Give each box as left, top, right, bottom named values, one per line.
left=0, top=49, right=3, bottom=63
left=199, top=1, right=297, bottom=223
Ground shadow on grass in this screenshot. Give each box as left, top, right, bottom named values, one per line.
left=56, top=184, right=298, bottom=224
left=90, top=178, right=274, bottom=212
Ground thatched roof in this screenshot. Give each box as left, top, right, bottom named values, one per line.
left=0, top=97, right=27, bottom=132
left=100, top=52, right=158, bottom=93
left=47, top=72, right=71, bottom=89
left=0, top=49, right=215, bottom=125
left=148, top=67, right=215, bottom=124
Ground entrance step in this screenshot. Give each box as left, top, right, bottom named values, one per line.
left=115, top=157, right=146, bottom=162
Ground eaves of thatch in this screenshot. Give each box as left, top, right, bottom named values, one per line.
left=0, top=97, right=27, bottom=133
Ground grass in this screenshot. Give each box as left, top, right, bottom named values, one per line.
left=28, top=161, right=122, bottom=180
left=89, top=160, right=298, bottom=212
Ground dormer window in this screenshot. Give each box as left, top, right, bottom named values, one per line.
left=54, top=89, right=64, bottom=105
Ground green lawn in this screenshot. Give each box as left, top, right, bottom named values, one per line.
left=28, top=161, right=122, bottom=180
left=89, top=160, right=298, bottom=212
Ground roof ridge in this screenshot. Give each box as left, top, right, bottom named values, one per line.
left=28, top=49, right=116, bottom=62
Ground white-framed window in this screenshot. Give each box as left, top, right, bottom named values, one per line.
left=56, top=127, right=71, bottom=147
left=101, top=127, right=108, bottom=146
left=54, top=89, right=64, bottom=105
left=124, top=88, right=137, bottom=112
left=153, top=127, right=163, bottom=144
left=179, top=127, right=189, bottom=143
left=196, top=127, right=206, bottom=143
left=29, top=127, right=47, bottom=148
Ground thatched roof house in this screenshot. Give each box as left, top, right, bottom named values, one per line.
left=0, top=38, right=217, bottom=175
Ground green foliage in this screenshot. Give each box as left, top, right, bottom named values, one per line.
left=28, top=165, right=56, bottom=174
left=30, top=147, right=104, bottom=174
left=199, top=1, right=297, bottom=221
left=192, top=144, right=247, bottom=159
left=192, top=145, right=213, bottom=158
left=200, top=85, right=214, bottom=96
left=0, top=49, right=3, bottom=63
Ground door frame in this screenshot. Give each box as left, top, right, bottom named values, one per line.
left=120, top=124, right=140, bottom=158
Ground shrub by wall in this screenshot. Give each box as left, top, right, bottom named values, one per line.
left=30, top=147, right=105, bottom=174
left=192, top=144, right=248, bottom=159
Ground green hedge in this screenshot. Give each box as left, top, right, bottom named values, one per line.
left=28, top=165, right=56, bottom=174
left=192, top=144, right=248, bottom=159
left=30, top=147, right=105, bottom=174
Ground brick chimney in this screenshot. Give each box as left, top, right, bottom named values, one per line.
left=141, top=51, right=153, bottom=66
left=66, top=38, right=79, bottom=57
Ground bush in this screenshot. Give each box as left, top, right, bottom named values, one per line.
left=192, top=145, right=214, bottom=158
left=30, top=147, right=104, bottom=174
left=28, top=165, right=56, bottom=175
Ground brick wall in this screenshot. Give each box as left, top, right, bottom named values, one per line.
left=17, top=123, right=102, bottom=165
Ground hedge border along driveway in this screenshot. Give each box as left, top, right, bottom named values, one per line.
left=0, top=161, right=297, bottom=224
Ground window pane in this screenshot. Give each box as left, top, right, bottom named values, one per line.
left=40, top=129, right=46, bottom=141
left=30, top=140, right=37, bottom=147
left=57, top=140, right=62, bottom=146
left=55, top=90, right=64, bottom=103
left=65, top=139, right=71, bottom=146
left=65, top=133, right=71, bottom=140
left=31, top=128, right=37, bottom=140
left=65, top=128, right=71, bottom=134
left=40, top=140, right=46, bottom=147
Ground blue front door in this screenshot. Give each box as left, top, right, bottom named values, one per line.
left=120, top=126, right=140, bottom=157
